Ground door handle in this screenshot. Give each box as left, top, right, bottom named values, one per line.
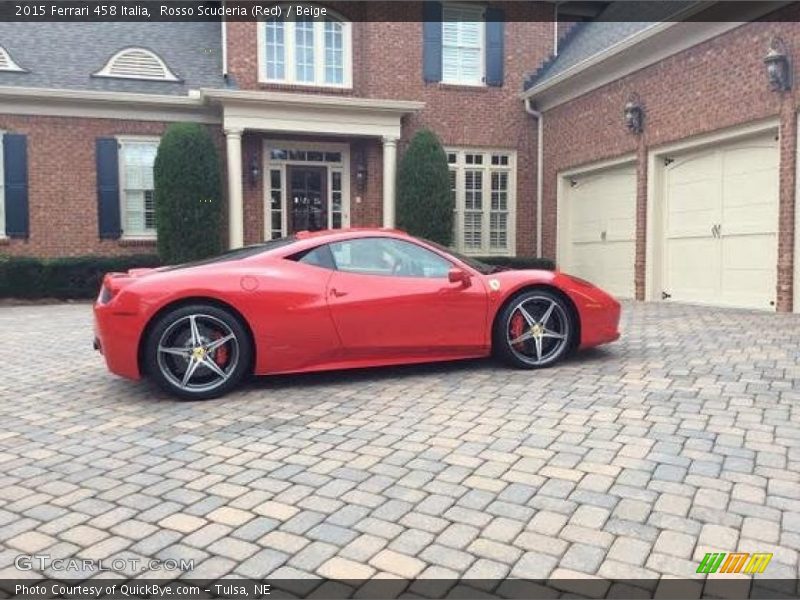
left=330, top=288, right=348, bottom=298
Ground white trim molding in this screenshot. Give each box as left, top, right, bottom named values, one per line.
left=521, top=2, right=790, bottom=111
left=205, top=88, right=423, bottom=139
left=0, top=85, right=219, bottom=123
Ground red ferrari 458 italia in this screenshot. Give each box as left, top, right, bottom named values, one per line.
left=94, top=229, right=620, bottom=400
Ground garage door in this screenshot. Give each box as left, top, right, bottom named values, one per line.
left=561, top=164, right=636, bottom=298
left=662, top=133, right=778, bottom=310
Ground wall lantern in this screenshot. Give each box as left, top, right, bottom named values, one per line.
left=623, top=93, right=644, bottom=134
left=765, top=37, right=792, bottom=92
left=355, top=149, right=368, bottom=192
left=248, top=154, right=260, bottom=188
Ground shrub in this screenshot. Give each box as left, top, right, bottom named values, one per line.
left=0, top=255, right=160, bottom=299
left=474, top=256, right=556, bottom=271
left=154, top=123, right=223, bottom=264
left=396, top=129, right=453, bottom=245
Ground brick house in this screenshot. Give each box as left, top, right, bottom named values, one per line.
left=0, top=3, right=550, bottom=263
left=0, top=2, right=799, bottom=312
left=523, top=2, right=800, bottom=313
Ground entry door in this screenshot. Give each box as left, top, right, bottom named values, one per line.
left=289, top=166, right=327, bottom=233
left=663, top=134, right=778, bottom=309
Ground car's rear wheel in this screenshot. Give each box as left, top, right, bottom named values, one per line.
left=144, top=304, right=251, bottom=400
left=493, top=289, right=575, bottom=369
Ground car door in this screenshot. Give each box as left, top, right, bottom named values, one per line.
left=325, top=237, right=488, bottom=359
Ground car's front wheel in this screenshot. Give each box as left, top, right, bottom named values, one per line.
left=143, top=304, right=251, bottom=400
left=493, top=289, right=575, bottom=369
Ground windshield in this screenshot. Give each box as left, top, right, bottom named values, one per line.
left=421, top=239, right=499, bottom=275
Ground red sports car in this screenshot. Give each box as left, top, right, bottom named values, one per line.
left=94, top=229, right=620, bottom=400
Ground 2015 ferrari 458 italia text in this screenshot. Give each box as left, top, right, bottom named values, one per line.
left=94, top=229, right=621, bottom=400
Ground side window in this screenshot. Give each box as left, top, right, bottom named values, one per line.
left=293, top=244, right=335, bottom=269
left=330, top=238, right=452, bottom=278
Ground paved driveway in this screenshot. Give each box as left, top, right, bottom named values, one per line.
left=0, top=301, right=798, bottom=595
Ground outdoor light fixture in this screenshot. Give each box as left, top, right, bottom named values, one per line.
left=355, top=150, right=368, bottom=192
left=249, top=154, right=260, bottom=188
left=624, top=93, right=644, bottom=134
left=765, top=37, right=792, bottom=92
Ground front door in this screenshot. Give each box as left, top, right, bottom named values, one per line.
left=288, top=166, right=327, bottom=233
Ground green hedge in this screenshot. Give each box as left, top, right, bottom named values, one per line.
left=0, top=255, right=160, bottom=300
left=474, top=256, right=556, bottom=271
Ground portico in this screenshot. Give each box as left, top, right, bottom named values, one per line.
left=203, top=89, right=423, bottom=248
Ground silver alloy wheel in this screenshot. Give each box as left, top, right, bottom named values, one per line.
left=506, top=295, right=570, bottom=366
left=156, top=313, right=240, bottom=394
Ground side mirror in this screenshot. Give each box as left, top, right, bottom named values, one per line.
left=448, top=268, right=471, bottom=286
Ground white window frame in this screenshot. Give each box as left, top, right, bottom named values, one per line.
left=117, top=135, right=160, bottom=240
left=441, top=3, right=486, bottom=87
left=257, top=11, right=353, bottom=89
left=447, top=148, right=516, bottom=256
left=0, top=131, right=5, bottom=238
left=95, top=48, right=179, bottom=82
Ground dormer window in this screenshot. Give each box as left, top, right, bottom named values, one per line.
left=0, top=46, right=25, bottom=72
left=94, top=48, right=179, bottom=81
left=258, top=11, right=352, bottom=88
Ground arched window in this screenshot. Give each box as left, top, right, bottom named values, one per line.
left=94, top=48, right=179, bottom=81
left=0, top=46, right=25, bottom=72
left=259, top=10, right=352, bottom=88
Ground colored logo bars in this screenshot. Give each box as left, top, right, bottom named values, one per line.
left=697, top=552, right=773, bottom=574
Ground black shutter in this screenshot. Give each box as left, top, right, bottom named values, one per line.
left=96, top=138, right=122, bottom=239
left=3, top=134, right=28, bottom=238
left=423, top=1, right=443, bottom=83
left=485, top=6, right=504, bottom=86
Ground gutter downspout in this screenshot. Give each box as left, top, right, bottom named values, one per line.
left=525, top=97, right=544, bottom=259
left=221, top=0, right=228, bottom=79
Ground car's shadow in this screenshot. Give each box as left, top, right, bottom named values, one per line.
left=242, top=346, right=617, bottom=392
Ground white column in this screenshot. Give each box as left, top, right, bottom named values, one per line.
left=225, top=127, right=244, bottom=249
left=382, top=136, right=398, bottom=228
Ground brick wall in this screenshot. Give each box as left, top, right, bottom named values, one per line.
left=539, top=16, right=800, bottom=310
left=226, top=3, right=553, bottom=256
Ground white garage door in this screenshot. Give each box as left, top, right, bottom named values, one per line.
left=662, top=133, right=778, bottom=310
left=561, top=164, right=636, bottom=298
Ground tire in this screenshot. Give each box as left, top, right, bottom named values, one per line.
left=493, top=289, right=576, bottom=369
left=143, top=303, right=252, bottom=400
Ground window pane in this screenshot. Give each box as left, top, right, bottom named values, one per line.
left=265, top=20, right=285, bottom=80
left=490, top=213, right=507, bottom=250
left=464, top=212, right=482, bottom=250
left=465, top=170, right=482, bottom=210
left=442, top=8, right=484, bottom=85
left=330, top=238, right=451, bottom=278
left=295, top=20, right=315, bottom=82
left=122, top=142, right=157, bottom=235
left=324, top=20, right=344, bottom=84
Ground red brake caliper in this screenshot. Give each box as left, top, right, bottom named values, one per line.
left=211, top=331, right=229, bottom=366
left=510, top=313, right=525, bottom=349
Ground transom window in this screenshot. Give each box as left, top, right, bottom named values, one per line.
left=448, top=149, right=515, bottom=256
left=442, top=4, right=485, bottom=86
left=119, top=139, right=159, bottom=238
left=330, top=238, right=452, bottom=278
left=260, top=13, right=352, bottom=88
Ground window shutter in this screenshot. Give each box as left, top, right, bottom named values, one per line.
left=485, top=6, right=504, bottom=87
left=422, top=1, right=443, bottom=83
left=96, top=138, right=122, bottom=239
left=3, top=134, right=29, bottom=238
